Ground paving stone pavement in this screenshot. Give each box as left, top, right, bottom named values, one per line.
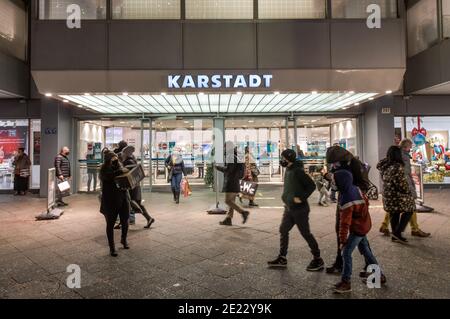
left=0, top=186, right=449, bottom=299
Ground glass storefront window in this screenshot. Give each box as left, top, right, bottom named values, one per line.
left=407, top=0, right=438, bottom=57
left=186, top=0, right=253, bottom=19
left=152, top=118, right=213, bottom=185
left=0, top=119, right=29, bottom=190
left=38, top=0, right=107, bottom=20
left=0, top=0, right=27, bottom=60
left=330, top=118, right=358, bottom=156
left=332, top=0, right=397, bottom=19
left=259, top=0, right=326, bottom=19
left=112, top=0, right=181, bottom=19
left=405, top=116, right=450, bottom=185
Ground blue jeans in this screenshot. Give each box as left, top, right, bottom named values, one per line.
left=342, top=233, right=379, bottom=282
left=171, top=173, right=183, bottom=192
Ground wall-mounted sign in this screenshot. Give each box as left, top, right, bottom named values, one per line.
left=44, top=128, right=57, bottom=135
left=168, top=74, right=273, bottom=89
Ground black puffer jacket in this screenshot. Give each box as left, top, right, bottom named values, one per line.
left=282, top=161, right=316, bottom=209
left=55, top=154, right=71, bottom=178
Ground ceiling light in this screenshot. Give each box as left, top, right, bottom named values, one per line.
left=161, top=92, right=167, bottom=96
left=349, top=91, right=355, bottom=94
left=311, top=91, right=318, bottom=95
left=45, top=93, right=52, bottom=97
left=236, top=92, right=242, bottom=95
left=63, top=100, right=68, bottom=103
left=78, top=105, right=84, bottom=108
left=342, top=107, right=349, bottom=110
left=369, top=97, right=374, bottom=101
left=386, top=90, right=393, bottom=94
left=274, top=91, right=280, bottom=95
left=184, top=121, right=189, bottom=124
left=198, top=92, right=205, bottom=96
left=122, top=92, right=129, bottom=96
left=354, top=103, right=360, bottom=106
left=248, top=120, right=254, bottom=123
left=84, top=93, right=90, bottom=96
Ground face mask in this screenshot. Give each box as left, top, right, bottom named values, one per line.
left=280, top=159, right=289, bottom=168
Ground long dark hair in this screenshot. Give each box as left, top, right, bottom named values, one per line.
left=386, top=145, right=404, bottom=166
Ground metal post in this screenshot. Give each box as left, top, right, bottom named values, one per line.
left=148, top=118, right=153, bottom=192
left=293, top=115, right=298, bottom=155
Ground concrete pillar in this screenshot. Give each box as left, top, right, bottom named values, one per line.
left=213, top=117, right=225, bottom=191
left=362, top=96, right=395, bottom=189
left=40, top=100, right=74, bottom=197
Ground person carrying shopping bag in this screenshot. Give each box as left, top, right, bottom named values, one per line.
left=165, top=147, right=187, bottom=204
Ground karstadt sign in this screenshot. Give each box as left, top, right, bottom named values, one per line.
left=168, top=74, right=273, bottom=89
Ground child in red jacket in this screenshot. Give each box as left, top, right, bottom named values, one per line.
left=333, top=169, right=386, bottom=293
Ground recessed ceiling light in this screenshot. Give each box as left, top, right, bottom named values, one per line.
left=184, top=121, right=189, bottom=124
left=248, top=120, right=254, bottom=123
left=198, top=92, right=205, bottom=96
left=63, top=100, right=68, bottom=103
left=311, top=91, right=318, bottom=95
left=122, top=92, right=129, bottom=96
left=349, top=91, right=355, bottom=94
left=120, top=122, right=125, bottom=124
left=84, top=93, right=90, bottom=96
left=274, top=91, right=280, bottom=95
left=354, top=103, right=360, bottom=106
left=45, top=93, right=52, bottom=97
left=236, top=92, right=242, bottom=95
left=78, top=105, right=84, bottom=108
left=369, top=97, right=374, bottom=101
left=342, top=107, right=349, bottom=110
left=386, top=90, right=393, bottom=94
left=161, top=92, right=167, bottom=96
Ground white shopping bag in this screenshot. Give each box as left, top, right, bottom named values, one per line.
left=57, top=181, right=71, bottom=192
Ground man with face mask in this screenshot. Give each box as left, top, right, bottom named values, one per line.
left=54, top=146, right=71, bottom=207
left=268, top=149, right=324, bottom=271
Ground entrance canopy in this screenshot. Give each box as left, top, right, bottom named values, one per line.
left=59, top=92, right=377, bottom=114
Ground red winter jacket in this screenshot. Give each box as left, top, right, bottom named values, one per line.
left=339, top=193, right=372, bottom=245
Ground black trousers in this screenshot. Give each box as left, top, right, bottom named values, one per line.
left=104, top=208, right=129, bottom=251
left=279, top=205, right=321, bottom=259
left=390, top=211, right=413, bottom=236
left=14, top=175, right=28, bottom=192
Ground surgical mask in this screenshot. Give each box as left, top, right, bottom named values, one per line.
left=280, top=159, right=289, bottom=168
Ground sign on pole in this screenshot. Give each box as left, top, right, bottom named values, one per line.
left=48, top=168, right=56, bottom=211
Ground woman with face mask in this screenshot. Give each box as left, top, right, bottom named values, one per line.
left=99, top=151, right=131, bottom=257
left=165, top=147, right=187, bottom=204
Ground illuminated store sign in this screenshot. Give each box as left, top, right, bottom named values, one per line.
left=168, top=74, right=273, bottom=89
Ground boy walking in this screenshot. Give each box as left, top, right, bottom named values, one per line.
left=333, top=169, right=386, bottom=293
left=268, top=149, right=324, bottom=271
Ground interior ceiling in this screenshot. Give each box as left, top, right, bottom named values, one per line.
left=60, top=92, right=378, bottom=114
left=84, top=116, right=353, bottom=130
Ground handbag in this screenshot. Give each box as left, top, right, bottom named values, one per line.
left=181, top=178, right=192, bottom=197
left=239, top=180, right=258, bottom=197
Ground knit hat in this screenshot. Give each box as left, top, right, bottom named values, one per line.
left=281, top=149, right=297, bottom=163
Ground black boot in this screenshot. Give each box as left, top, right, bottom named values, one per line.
left=175, top=191, right=180, bottom=204
left=120, top=238, right=130, bottom=249
left=110, top=245, right=118, bottom=257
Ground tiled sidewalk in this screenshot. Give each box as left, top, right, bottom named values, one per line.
left=0, top=186, right=449, bottom=299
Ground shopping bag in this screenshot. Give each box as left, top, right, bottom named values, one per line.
left=57, top=181, right=70, bottom=192
left=239, top=180, right=258, bottom=197
left=181, top=178, right=192, bottom=197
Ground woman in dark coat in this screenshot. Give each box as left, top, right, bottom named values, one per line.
left=13, top=148, right=31, bottom=195
left=100, top=151, right=131, bottom=257
left=122, top=145, right=155, bottom=229
left=377, top=146, right=415, bottom=244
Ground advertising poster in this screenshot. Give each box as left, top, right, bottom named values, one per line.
left=0, top=120, right=28, bottom=164
left=33, top=131, right=41, bottom=165
left=411, top=164, right=424, bottom=203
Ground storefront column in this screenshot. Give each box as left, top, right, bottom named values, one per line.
left=40, top=100, right=74, bottom=197
left=213, top=117, right=225, bottom=191
left=293, top=116, right=298, bottom=155
left=362, top=96, right=395, bottom=188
